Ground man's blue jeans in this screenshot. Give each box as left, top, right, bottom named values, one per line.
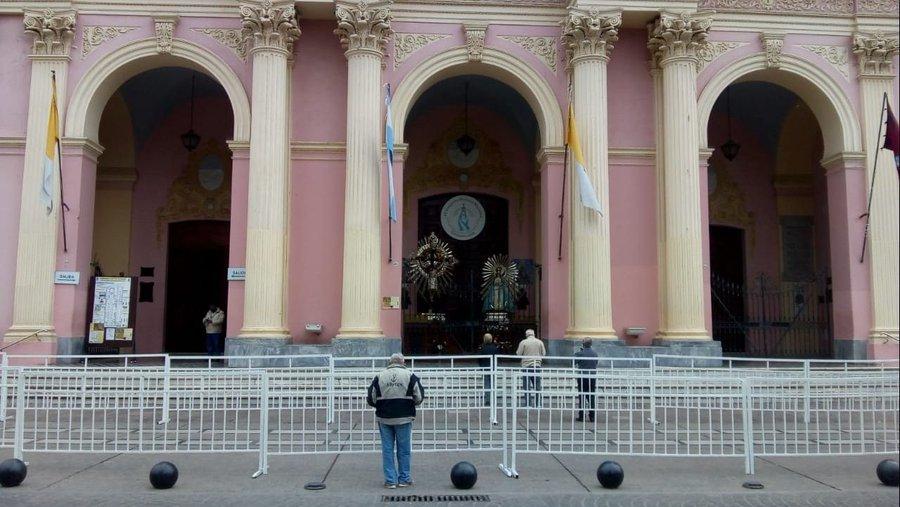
left=206, top=333, right=223, bottom=355
left=378, top=422, right=412, bottom=485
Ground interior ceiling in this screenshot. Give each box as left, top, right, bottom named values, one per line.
left=407, top=75, right=539, bottom=151
left=116, top=67, right=227, bottom=151
left=711, top=81, right=808, bottom=153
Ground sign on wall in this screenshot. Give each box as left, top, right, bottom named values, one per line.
left=54, top=271, right=80, bottom=285
left=227, top=267, right=246, bottom=281
left=440, top=195, right=486, bottom=241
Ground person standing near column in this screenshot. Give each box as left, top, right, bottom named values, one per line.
left=574, top=338, right=598, bottom=422
left=203, top=304, right=225, bottom=355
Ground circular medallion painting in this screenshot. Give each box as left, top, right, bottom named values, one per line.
left=440, top=195, right=485, bottom=241
left=198, top=154, right=225, bottom=191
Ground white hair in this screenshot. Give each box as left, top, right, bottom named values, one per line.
left=525, top=329, right=536, bottom=338
left=389, top=353, right=405, bottom=365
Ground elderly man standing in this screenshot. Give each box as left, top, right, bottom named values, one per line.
left=516, top=329, right=545, bottom=407
left=367, top=353, right=425, bottom=489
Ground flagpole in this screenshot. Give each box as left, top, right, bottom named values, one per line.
left=52, top=70, right=69, bottom=253
left=859, top=91, right=888, bottom=263
left=558, top=142, right=568, bottom=261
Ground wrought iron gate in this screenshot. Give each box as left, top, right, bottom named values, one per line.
left=402, top=260, right=540, bottom=355
left=711, top=272, right=833, bottom=358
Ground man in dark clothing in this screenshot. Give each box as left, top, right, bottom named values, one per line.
left=478, top=333, right=500, bottom=405
left=574, top=338, right=599, bottom=422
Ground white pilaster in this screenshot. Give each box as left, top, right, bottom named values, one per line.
left=238, top=0, right=300, bottom=339
left=562, top=9, right=620, bottom=341
left=4, top=9, right=76, bottom=344
left=648, top=12, right=712, bottom=341
left=334, top=1, right=392, bottom=338
left=853, top=32, right=900, bottom=342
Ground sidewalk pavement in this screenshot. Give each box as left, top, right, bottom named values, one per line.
left=1, top=449, right=897, bottom=506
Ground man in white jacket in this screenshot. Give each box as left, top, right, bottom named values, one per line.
left=516, top=329, right=545, bottom=407
left=202, top=304, right=225, bottom=355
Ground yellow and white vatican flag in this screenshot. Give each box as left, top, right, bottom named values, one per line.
left=40, top=74, right=61, bottom=214
left=566, top=104, right=603, bottom=215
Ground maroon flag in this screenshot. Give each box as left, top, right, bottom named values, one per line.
left=885, top=102, right=900, bottom=172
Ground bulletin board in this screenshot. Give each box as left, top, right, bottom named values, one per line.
left=83, top=276, right=138, bottom=354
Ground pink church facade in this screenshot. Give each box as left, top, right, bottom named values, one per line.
left=0, top=1, right=897, bottom=361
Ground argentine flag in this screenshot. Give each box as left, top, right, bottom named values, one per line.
left=41, top=74, right=61, bottom=214
left=385, top=84, right=398, bottom=222
left=567, top=104, right=603, bottom=215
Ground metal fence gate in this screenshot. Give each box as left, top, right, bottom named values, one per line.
left=711, top=273, right=833, bottom=358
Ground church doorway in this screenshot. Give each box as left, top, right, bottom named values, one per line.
left=90, top=67, right=234, bottom=353
left=164, top=221, right=229, bottom=353
left=707, top=82, right=833, bottom=358
left=401, top=76, right=540, bottom=355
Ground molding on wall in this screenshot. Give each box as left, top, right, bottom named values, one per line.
left=0, top=136, right=27, bottom=149
left=290, top=141, right=346, bottom=161
left=611, top=147, right=655, bottom=156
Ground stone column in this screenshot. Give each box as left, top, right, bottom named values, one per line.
left=561, top=10, right=620, bottom=344
left=853, top=33, right=900, bottom=346
left=3, top=10, right=76, bottom=348
left=334, top=1, right=394, bottom=355
left=234, top=1, right=300, bottom=344
left=648, top=12, right=713, bottom=342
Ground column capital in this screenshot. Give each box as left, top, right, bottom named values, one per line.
left=23, top=8, right=76, bottom=58
left=853, top=32, right=899, bottom=78
left=561, top=9, right=621, bottom=66
left=647, top=11, right=712, bottom=67
left=334, top=1, right=393, bottom=59
left=240, top=0, right=301, bottom=55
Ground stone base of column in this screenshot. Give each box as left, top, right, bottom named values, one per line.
left=650, top=339, right=722, bottom=366
left=834, top=339, right=868, bottom=360
left=547, top=338, right=624, bottom=358
left=225, top=336, right=292, bottom=357
left=563, top=329, right=618, bottom=341
left=332, top=336, right=401, bottom=358
left=56, top=336, right=85, bottom=356
left=3, top=326, right=57, bottom=342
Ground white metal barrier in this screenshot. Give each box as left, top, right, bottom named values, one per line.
left=1, top=352, right=896, bottom=479
left=8, top=366, right=269, bottom=476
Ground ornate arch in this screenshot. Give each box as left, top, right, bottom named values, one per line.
left=391, top=46, right=565, bottom=149
left=698, top=52, right=861, bottom=159
left=65, top=37, right=251, bottom=143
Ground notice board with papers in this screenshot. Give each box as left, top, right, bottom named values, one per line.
left=84, top=276, right=138, bottom=353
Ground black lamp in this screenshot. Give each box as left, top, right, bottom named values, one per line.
left=720, top=86, right=740, bottom=161
left=456, top=81, right=476, bottom=156
left=181, top=73, right=201, bottom=152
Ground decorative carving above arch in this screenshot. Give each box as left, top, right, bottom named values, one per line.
left=393, top=33, right=449, bottom=69
left=708, top=162, right=755, bottom=247
left=404, top=121, right=525, bottom=227
left=156, top=139, right=232, bottom=241
left=82, top=26, right=138, bottom=58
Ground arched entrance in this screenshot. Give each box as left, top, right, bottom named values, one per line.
left=61, top=37, right=248, bottom=354
left=401, top=75, right=542, bottom=354
left=90, top=66, right=235, bottom=354
left=706, top=81, right=835, bottom=358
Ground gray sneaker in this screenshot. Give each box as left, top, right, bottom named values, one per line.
left=399, top=481, right=414, bottom=488
left=384, top=483, right=397, bottom=489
